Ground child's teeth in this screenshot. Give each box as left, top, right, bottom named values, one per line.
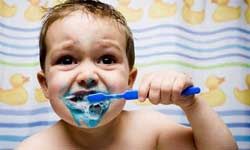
left=63, top=93, right=111, bottom=127
left=76, top=95, right=83, bottom=101
left=89, top=104, right=102, bottom=115
left=76, top=102, right=88, bottom=110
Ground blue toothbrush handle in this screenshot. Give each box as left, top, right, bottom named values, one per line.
left=124, top=86, right=200, bottom=100
left=181, top=86, right=200, bottom=96
left=87, top=86, right=200, bottom=103
left=123, top=90, right=138, bottom=100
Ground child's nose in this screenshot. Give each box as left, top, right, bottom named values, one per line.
left=75, top=63, right=98, bottom=89
left=77, top=77, right=98, bottom=89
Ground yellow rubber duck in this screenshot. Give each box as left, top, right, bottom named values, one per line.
left=0, top=0, right=17, bottom=17
left=24, top=0, right=47, bottom=22
left=245, top=0, right=250, bottom=24
left=134, top=99, right=152, bottom=106
left=198, top=75, right=226, bottom=107
left=234, top=74, right=250, bottom=106
left=116, top=0, right=143, bottom=22
left=182, top=0, right=205, bottom=25
left=212, top=0, right=241, bottom=22
left=35, top=87, right=48, bottom=103
left=0, top=74, right=29, bottom=106
left=52, top=0, right=66, bottom=7
left=148, top=0, right=177, bottom=19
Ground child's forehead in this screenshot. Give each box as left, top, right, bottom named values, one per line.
left=50, top=11, right=126, bottom=38
left=47, top=13, right=126, bottom=42
left=45, top=11, right=127, bottom=54
left=62, top=11, right=123, bottom=29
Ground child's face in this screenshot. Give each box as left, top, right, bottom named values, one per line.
left=38, top=11, right=137, bottom=128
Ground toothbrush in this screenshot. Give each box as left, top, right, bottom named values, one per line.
left=87, top=86, right=200, bottom=103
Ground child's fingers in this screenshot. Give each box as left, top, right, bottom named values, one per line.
left=160, top=76, right=175, bottom=105
left=172, top=74, right=193, bottom=103
left=148, top=75, right=163, bottom=104
left=172, top=76, right=185, bottom=103
left=138, top=73, right=155, bottom=102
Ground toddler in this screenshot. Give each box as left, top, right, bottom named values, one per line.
left=17, top=0, right=237, bottom=149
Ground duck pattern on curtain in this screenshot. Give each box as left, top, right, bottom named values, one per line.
left=0, top=0, right=249, bottom=149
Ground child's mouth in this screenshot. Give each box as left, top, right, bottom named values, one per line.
left=62, top=90, right=111, bottom=128
left=68, top=90, right=97, bottom=103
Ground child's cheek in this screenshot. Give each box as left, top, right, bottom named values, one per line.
left=47, top=75, right=67, bottom=99
left=109, top=85, right=127, bottom=93
left=108, top=76, right=129, bottom=92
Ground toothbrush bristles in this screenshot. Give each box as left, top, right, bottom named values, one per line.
left=65, top=95, right=75, bottom=100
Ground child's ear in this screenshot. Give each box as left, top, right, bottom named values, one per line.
left=128, top=67, right=137, bottom=88
left=37, top=71, right=49, bottom=98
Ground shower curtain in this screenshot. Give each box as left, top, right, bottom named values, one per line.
left=0, top=0, right=249, bottom=149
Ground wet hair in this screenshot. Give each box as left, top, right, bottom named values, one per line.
left=39, top=0, right=135, bottom=71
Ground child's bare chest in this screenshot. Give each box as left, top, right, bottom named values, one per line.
left=80, top=141, right=157, bottom=150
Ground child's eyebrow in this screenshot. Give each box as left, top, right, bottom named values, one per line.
left=62, top=40, right=79, bottom=49
left=49, top=40, right=77, bottom=57
left=52, top=40, right=77, bottom=51
left=96, top=39, right=123, bottom=52
left=49, top=39, right=124, bottom=58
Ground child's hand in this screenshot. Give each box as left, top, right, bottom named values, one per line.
left=138, top=70, right=195, bottom=109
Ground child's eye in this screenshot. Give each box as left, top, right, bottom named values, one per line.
left=55, top=55, right=77, bottom=65
left=98, top=55, right=116, bottom=64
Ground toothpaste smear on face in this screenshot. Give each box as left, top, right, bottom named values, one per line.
left=62, top=91, right=111, bottom=128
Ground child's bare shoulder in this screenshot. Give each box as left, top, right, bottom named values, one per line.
left=16, top=122, right=64, bottom=150
left=16, top=132, right=46, bottom=149
left=124, top=109, right=188, bottom=130
left=123, top=109, right=194, bottom=148
left=131, top=109, right=194, bottom=147
left=121, top=109, right=191, bottom=137
left=16, top=129, right=48, bottom=149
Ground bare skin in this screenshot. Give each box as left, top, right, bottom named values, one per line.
left=17, top=110, right=195, bottom=150
left=16, top=11, right=237, bottom=150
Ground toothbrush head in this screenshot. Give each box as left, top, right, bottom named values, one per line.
left=64, top=90, right=98, bottom=102
left=87, top=90, right=139, bottom=103
left=87, top=93, right=107, bottom=103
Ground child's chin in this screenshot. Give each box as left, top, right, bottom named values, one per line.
left=71, top=119, right=105, bottom=129
left=64, top=100, right=125, bottom=129
left=100, top=104, right=126, bottom=125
